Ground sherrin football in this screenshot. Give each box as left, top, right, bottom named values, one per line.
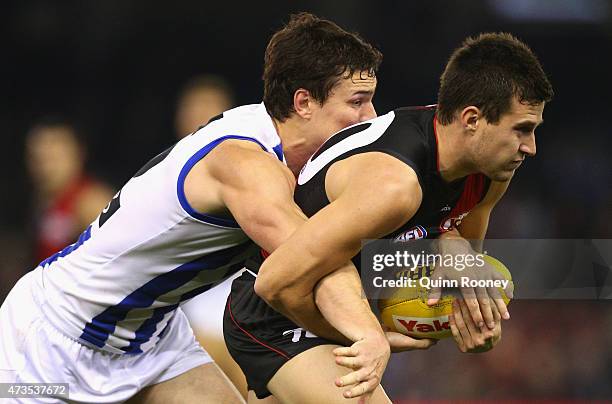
left=378, top=255, right=512, bottom=339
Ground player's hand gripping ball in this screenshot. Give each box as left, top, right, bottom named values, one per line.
left=378, top=255, right=512, bottom=339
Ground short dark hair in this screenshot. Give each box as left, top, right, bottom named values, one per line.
left=263, top=12, right=382, bottom=122
left=437, top=32, right=553, bottom=125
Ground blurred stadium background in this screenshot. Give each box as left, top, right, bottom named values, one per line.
left=1, top=0, right=611, bottom=401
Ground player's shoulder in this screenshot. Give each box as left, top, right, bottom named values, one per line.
left=372, top=105, right=436, bottom=160
left=190, top=103, right=280, bottom=152
left=387, top=105, right=437, bottom=135
left=197, top=104, right=262, bottom=133
left=328, top=105, right=435, bottom=147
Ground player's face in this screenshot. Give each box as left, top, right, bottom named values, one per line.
left=475, top=97, right=544, bottom=181
left=310, top=70, right=377, bottom=141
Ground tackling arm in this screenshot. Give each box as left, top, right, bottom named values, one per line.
left=192, top=140, right=348, bottom=342
left=255, top=152, right=423, bottom=343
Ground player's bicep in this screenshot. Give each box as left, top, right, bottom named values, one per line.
left=206, top=141, right=306, bottom=252
left=323, top=153, right=423, bottom=246
left=259, top=153, right=422, bottom=292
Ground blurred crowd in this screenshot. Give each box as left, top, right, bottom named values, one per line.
left=2, top=1, right=611, bottom=401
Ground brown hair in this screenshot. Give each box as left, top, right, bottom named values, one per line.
left=437, top=32, right=553, bottom=125
left=263, top=12, right=382, bottom=121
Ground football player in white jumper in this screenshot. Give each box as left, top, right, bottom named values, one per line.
left=0, top=13, right=388, bottom=403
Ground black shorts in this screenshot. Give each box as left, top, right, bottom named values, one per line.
left=223, top=270, right=336, bottom=399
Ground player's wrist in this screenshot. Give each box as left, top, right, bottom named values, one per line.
left=356, top=327, right=389, bottom=345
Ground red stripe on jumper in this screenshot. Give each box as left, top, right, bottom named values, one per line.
left=227, top=296, right=290, bottom=360
left=449, top=173, right=487, bottom=218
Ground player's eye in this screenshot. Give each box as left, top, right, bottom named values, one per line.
left=514, top=126, right=534, bottom=134
left=350, top=99, right=363, bottom=106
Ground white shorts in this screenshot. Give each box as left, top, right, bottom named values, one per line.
left=0, top=269, right=212, bottom=404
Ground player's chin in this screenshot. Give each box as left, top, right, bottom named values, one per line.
left=489, top=168, right=515, bottom=182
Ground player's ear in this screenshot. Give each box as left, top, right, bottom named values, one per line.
left=293, top=88, right=313, bottom=119
left=460, top=106, right=481, bottom=133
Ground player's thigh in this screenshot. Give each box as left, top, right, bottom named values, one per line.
left=247, top=390, right=281, bottom=404
left=128, top=362, right=245, bottom=404
left=267, top=344, right=391, bottom=404
left=196, top=331, right=248, bottom=398
left=184, top=273, right=247, bottom=397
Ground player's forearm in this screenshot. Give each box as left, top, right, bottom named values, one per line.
left=256, top=270, right=348, bottom=343
left=271, top=288, right=352, bottom=345
left=254, top=235, right=355, bottom=314
left=313, top=264, right=386, bottom=343
left=235, top=201, right=307, bottom=255
left=258, top=262, right=384, bottom=346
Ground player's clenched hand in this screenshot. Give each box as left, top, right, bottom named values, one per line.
left=427, top=239, right=511, bottom=330
left=333, top=333, right=390, bottom=400
left=449, top=298, right=502, bottom=353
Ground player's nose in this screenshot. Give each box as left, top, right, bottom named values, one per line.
left=520, top=132, right=536, bottom=157
left=362, top=103, right=377, bottom=120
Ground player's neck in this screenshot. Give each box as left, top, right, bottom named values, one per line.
left=274, top=118, right=322, bottom=177
left=435, top=120, right=478, bottom=182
